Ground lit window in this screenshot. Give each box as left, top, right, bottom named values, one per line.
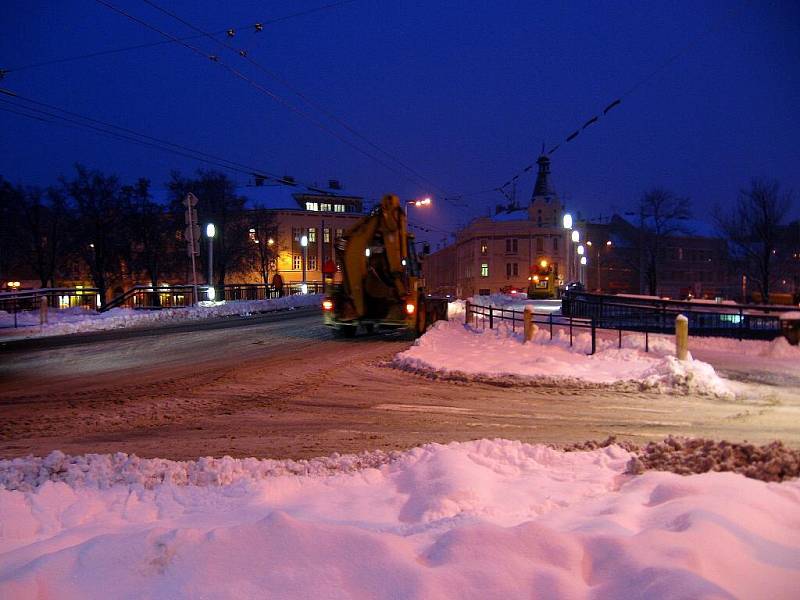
left=305, top=202, right=319, bottom=211
left=323, top=228, right=330, bottom=243
left=308, top=255, right=318, bottom=270
left=481, top=263, right=489, bottom=277
left=320, top=203, right=331, bottom=212
left=334, top=204, right=345, bottom=212
left=480, top=240, right=488, bottom=255
left=293, top=254, right=302, bottom=270
left=335, top=228, right=343, bottom=239
left=308, top=228, right=317, bottom=243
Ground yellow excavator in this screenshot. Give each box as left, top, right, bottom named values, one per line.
left=322, top=194, right=448, bottom=337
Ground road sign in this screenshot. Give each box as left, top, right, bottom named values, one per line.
left=184, top=208, right=198, bottom=226
left=184, top=225, right=201, bottom=243
left=182, top=192, right=198, bottom=208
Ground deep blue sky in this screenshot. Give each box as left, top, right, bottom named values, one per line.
left=1, top=1, right=799, bottom=242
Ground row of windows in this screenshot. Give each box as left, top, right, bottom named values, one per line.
left=480, top=237, right=560, bottom=255
left=305, top=202, right=347, bottom=213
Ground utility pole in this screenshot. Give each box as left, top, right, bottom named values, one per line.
left=183, top=193, right=200, bottom=305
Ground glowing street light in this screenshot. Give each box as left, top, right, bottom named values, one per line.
left=562, top=213, right=573, bottom=229
left=577, top=244, right=585, bottom=256
left=405, top=196, right=432, bottom=216
left=580, top=256, right=587, bottom=265
left=571, top=230, right=580, bottom=243
left=300, top=234, right=309, bottom=292
left=206, top=223, right=216, bottom=300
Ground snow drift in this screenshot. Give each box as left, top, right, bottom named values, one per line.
left=395, top=319, right=734, bottom=396
left=1, top=440, right=798, bottom=599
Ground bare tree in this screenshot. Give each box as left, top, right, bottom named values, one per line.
left=18, top=186, right=70, bottom=288
left=248, top=206, right=278, bottom=286
left=123, top=179, right=176, bottom=301
left=717, top=178, right=792, bottom=302
left=0, top=178, right=25, bottom=284
left=637, top=188, right=691, bottom=295
left=168, top=170, right=250, bottom=286
left=64, top=165, right=127, bottom=307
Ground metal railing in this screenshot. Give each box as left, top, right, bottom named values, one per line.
left=561, top=291, right=798, bottom=341
left=467, top=302, right=598, bottom=354
left=0, top=287, right=100, bottom=313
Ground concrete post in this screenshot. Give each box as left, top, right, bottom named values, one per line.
left=523, top=306, right=538, bottom=343
left=465, top=300, right=472, bottom=325
left=39, top=296, right=48, bottom=325
left=675, top=314, right=689, bottom=361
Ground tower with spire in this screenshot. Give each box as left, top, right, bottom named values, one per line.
left=527, top=154, right=563, bottom=226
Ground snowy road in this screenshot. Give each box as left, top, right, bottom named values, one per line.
left=2, top=310, right=799, bottom=459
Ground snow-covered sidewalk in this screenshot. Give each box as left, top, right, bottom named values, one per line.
left=395, top=318, right=741, bottom=396
left=0, top=294, right=322, bottom=340
left=1, top=440, right=798, bottom=599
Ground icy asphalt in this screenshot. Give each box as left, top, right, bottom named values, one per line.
left=1, top=309, right=798, bottom=460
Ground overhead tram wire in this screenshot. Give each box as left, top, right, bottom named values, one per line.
left=1, top=0, right=357, bottom=75
left=460, top=0, right=751, bottom=205
left=95, top=0, right=467, bottom=215
left=0, top=90, right=323, bottom=189
left=138, top=0, right=463, bottom=209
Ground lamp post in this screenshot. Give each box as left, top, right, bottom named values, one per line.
left=571, top=229, right=580, bottom=283
left=405, top=196, right=431, bottom=216
left=300, top=234, right=309, bottom=294
left=8, top=281, right=20, bottom=328
left=577, top=244, right=585, bottom=285
left=580, top=255, right=587, bottom=286
left=206, top=223, right=216, bottom=300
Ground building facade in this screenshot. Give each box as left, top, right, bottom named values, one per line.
left=424, top=155, right=571, bottom=297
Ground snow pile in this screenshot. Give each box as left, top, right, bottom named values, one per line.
left=0, top=294, right=322, bottom=337
left=627, top=437, right=800, bottom=482
left=1, top=440, right=798, bottom=599
left=468, top=293, right=562, bottom=313
left=395, top=320, right=733, bottom=396
left=0, top=449, right=397, bottom=492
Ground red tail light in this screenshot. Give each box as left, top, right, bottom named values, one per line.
left=322, top=299, right=333, bottom=311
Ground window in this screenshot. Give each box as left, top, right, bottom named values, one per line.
left=308, top=228, right=317, bottom=243
left=335, top=228, right=344, bottom=239
left=480, top=240, right=488, bottom=255
left=320, top=203, right=331, bottom=212
left=292, top=254, right=302, bottom=270
left=480, top=263, right=489, bottom=277
left=552, top=237, right=559, bottom=252
left=536, top=237, right=544, bottom=252
left=505, top=238, right=518, bottom=253
left=334, top=204, right=345, bottom=213
left=323, top=228, right=331, bottom=243
left=308, top=255, right=318, bottom=270
left=513, top=263, right=519, bottom=276
left=305, top=202, right=319, bottom=211
left=506, top=263, right=512, bottom=277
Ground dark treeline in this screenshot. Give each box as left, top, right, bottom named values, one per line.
left=0, top=165, right=276, bottom=307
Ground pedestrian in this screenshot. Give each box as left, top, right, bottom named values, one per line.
left=272, top=272, right=284, bottom=298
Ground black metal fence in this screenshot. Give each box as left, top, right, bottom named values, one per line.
left=467, top=302, right=598, bottom=354
left=561, top=291, right=798, bottom=341
left=0, top=282, right=326, bottom=326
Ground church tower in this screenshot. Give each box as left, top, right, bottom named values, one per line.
left=527, top=154, right=563, bottom=226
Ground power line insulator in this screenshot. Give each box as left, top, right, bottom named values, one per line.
left=238, top=49, right=247, bottom=57
left=254, top=23, right=264, bottom=32
left=226, top=29, right=236, bottom=38
left=209, top=55, right=220, bottom=62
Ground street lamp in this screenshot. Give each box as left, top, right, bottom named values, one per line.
left=562, top=213, right=573, bottom=230
left=580, top=255, right=587, bottom=285
left=405, top=196, right=432, bottom=216
left=8, top=281, right=20, bottom=328
left=300, top=234, right=309, bottom=294
left=206, top=223, right=216, bottom=300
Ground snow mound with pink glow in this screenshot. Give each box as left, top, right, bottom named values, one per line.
left=1, top=440, right=798, bottom=599
left=395, top=320, right=734, bottom=396
left=0, top=294, right=322, bottom=338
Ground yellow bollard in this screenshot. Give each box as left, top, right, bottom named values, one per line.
left=523, top=306, right=538, bottom=343
left=39, top=296, right=48, bottom=325
left=675, top=314, right=689, bottom=361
